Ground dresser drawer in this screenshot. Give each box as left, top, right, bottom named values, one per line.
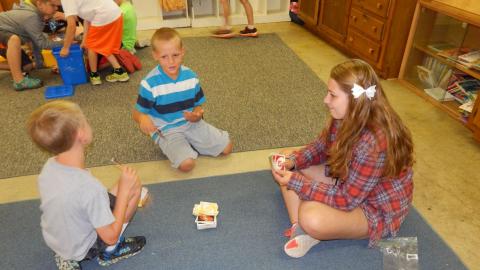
left=349, top=8, right=385, bottom=41
left=352, top=0, right=390, bottom=18
left=346, top=29, right=381, bottom=62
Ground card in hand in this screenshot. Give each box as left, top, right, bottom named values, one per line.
left=270, top=154, right=286, bottom=171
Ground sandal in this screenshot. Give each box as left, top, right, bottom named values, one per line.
left=13, top=76, right=43, bottom=91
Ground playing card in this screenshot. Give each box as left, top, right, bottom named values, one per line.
left=269, top=154, right=286, bottom=171
left=137, top=187, right=149, bottom=208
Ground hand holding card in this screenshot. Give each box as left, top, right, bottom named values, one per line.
left=269, top=154, right=286, bottom=171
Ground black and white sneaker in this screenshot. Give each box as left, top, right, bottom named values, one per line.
left=97, top=236, right=146, bottom=266
left=239, top=27, right=258, bottom=37
left=54, top=254, right=81, bottom=270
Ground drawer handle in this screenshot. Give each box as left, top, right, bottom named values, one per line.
left=372, top=26, right=377, bottom=32
left=377, top=3, right=383, bottom=9
left=369, top=48, right=375, bottom=54
left=349, top=37, right=354, bottom=42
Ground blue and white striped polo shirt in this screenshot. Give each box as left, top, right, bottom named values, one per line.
left=135, top=65, right=205, bottom=132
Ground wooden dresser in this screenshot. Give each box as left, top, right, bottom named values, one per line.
left=298, top=0, right=416, bottom=78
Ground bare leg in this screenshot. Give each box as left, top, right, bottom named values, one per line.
left=299, top=201, right=369, bottom=240
left=299, top=164, right=336, bottom=185
left=6, top=35, right=24, bottom=83
left=219, top=0, right=230, bottom=27
left=87, top=49, right=98, bottom=73
left=109, top=180, right=141, bottom=222
left=222, top=141, right=233, bottom=155
left=239, top=0, right=254, bottom=26
left=106, top=54, right=121, bottom=69
left=280, top=185, right=301, bottom=224
left=178, top=158, right=195, bottom=172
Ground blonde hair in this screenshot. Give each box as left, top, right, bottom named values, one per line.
left=326, top=59, right=414, bottom=179
left=150, top=27, right=183, bottom=51
left=27, top=100, right=86, bottom=155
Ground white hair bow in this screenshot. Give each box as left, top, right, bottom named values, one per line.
left=351, top=83, right=376, bottom=100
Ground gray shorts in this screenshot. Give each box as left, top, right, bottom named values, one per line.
left=154, top=120, right=230, bottom=168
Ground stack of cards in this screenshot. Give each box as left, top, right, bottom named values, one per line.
left=269, top=153, right=286, bottom=171
left=193, top=201, right=219, bottom=230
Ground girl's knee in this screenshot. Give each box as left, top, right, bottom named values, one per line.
left=178, top=158, right=195, bottom=172
left=222, top=141, right=233, bottom=155
left=298, top=203, right=327, bottom=236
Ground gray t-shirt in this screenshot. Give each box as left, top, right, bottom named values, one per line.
left=38, top=158, right=115, bottom=261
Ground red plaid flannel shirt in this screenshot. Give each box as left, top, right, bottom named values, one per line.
left=287, top=120, right=413, bottom=246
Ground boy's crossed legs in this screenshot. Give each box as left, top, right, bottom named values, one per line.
left=55, top=175, right=145, bottom=269
left=156, top=120, right=232, bottom=172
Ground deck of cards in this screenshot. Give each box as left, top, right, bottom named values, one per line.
left=193, top=201, right=219, bottom=230
left=269, top=153, right=286, bottom=171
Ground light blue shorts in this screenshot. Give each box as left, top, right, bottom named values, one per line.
left=154, top=120, right=230, bottom=168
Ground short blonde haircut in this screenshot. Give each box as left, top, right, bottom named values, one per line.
left=151, top=27, right=183, bottom=51
left=27, top=100, right=86, bottom=155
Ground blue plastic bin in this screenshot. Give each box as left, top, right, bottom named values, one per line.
left=45, top=85, right=75, bottom=99
left=52, top=44, right=87, bottom=85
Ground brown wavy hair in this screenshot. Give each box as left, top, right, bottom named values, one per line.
left=326, top=59, right=414, bottom=180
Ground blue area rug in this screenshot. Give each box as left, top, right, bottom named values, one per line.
left=0, top=171, right=466, bottom=269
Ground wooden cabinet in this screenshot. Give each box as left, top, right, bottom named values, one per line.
left=298, top=0, right=416, bottom=78
left=469, top=101, right=480, bottom=141
left=298, top=0, right=320, bottom=26
left=317, top=0, right=350, bottom=43
left=399, top=0, right=480, bottom=142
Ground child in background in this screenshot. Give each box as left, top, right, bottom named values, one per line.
left=0, top=45, right=34, bottom=77
left=115, top=0, right=137, bottom=54
left=213, top=0, right=258, bottom=38
left=53, top=0, right=129, bottom=85
left=272, top=59, right=414, bottom=258
left=0, top=0, right=62, bottom=90
left=133, top=28, right=233, bottom=172
left=27, top=101, right=146, bottom=269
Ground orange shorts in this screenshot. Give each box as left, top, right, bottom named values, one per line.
left=85, top=15, right=123, bottom=57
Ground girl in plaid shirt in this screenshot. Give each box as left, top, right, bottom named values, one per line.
left=272, top=59, right=414, bottom=258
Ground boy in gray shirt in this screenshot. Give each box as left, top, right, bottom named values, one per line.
left=28, top=100, right=146, bottom=270
left=0, top=0, right=62, bottom=90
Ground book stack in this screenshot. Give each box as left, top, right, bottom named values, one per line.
left=445, top=72, right=480, bottom=104
left=428, top=43, right=480, bottom=70
left=417, top=56, right=451, bottom=89
left=457, top=50, right=480, bottom=68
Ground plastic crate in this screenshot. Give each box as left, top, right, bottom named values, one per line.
left=52, top=44, right=87, bottom=85
left=45, top=85, right=75, bottom=99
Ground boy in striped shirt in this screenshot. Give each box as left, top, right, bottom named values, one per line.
left=133, top=28, right=233, bottom=172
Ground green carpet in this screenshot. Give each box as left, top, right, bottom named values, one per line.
left=0, top=34, right=328, bottom=179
